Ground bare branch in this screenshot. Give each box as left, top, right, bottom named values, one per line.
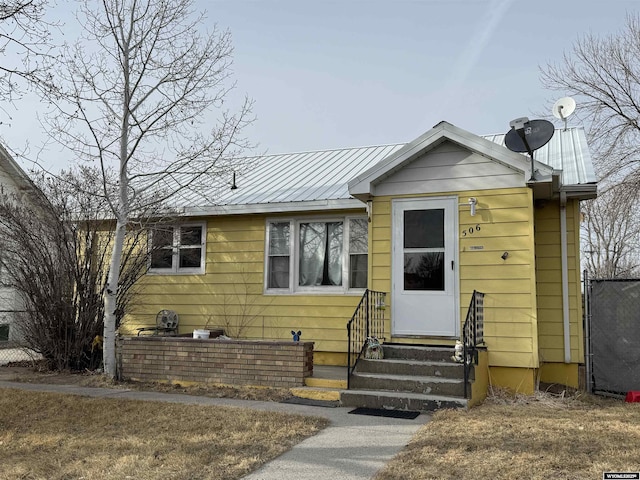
left=38, top=0, right=254, bottom=376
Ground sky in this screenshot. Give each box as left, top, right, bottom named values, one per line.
left=1, top=0, right=638, bottom=172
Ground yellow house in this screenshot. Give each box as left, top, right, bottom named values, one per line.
left=127, top=121, right=597, bottom=395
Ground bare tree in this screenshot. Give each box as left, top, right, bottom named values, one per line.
left=540, top=14, right=640, bottom=279
left=42, top=0, right=252, bottom=376
left=540, top=13, right=640, bottom=183
left=0, top=0, right=56, bottom=104
left=0, top=167, right=153, bottom=370
left=582, top=182, right=640, bottom=279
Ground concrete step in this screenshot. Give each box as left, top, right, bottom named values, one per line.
left=305, top=377, right=347, bottom=389
left=356, top=358, right=470, bottom=380
left=341, top=388, right=467, bottom=412
left=382, top=344, right=454, bottom=362
left=289, top=386, right=341, bottom=402
left=349, top=371, right=466, bottom=397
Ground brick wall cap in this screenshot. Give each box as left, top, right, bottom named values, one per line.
left=121, top=336, right=314, bottom=347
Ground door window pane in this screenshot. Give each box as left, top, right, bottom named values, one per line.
left=404, top=209, right=444, bottom=248
left=404, top=252, right=444, bottom=290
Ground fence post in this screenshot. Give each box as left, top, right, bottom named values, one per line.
left=583, top=269, right=592, bottom=394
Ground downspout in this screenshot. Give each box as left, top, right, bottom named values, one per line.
left=560, top=192, right=571, bottom=363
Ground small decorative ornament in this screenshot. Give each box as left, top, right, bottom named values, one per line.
left=452, top=340, right=464, bottom=363
left=291, top=330, right=302, bottom=341
left=364, top=336, right=384, bottom=359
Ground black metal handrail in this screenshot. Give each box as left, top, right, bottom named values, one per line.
left=346, top=289, right=386, bottom=388
left=463, top=290, right=485, bottom=399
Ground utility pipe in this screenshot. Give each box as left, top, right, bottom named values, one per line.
left=560, top=192, right=571, bottom=363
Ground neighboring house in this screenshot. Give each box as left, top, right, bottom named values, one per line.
left=0, top=145, right=38, bottom=345
left=127, top=121, right=597, bottom=394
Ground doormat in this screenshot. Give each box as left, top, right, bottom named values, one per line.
left=348, top=407, right=420, bottom=419
left=281, top=397, right=340, bottom=408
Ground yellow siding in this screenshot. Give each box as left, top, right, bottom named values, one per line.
left=489, top=366, right=536, bottom=394
left=535, top=199, right=584, bottom=366
left=125, top=211, right=366, bottom=354
left=124, top=184, right=583, bottom=387
left=539, top=363, right=580, bottom=389
left=469, top=349, right=489, bottom=407
left=371, top=187, right=539, bottom=370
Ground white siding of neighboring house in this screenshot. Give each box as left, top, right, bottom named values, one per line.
left=0, top=153, right=30, bottom=344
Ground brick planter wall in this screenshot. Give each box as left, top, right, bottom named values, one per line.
left=118, top=336, right=314, bottom=388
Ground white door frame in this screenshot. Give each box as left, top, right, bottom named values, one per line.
left=391, top=196, right=459, bottom=337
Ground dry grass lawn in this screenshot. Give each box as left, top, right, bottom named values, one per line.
left=375, top=391, right=640, bottom=480
left=0, top=387, right=328, bottom=480
left=1, top=364, right=293, bottom=402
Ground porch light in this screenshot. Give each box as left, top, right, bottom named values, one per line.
left=468, top=197, right=477, bottom=216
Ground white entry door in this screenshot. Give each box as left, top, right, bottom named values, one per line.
left=392, top=197, right=458, bottom=336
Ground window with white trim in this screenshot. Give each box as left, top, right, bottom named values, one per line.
left=265, top=217, right=368, bottom=293
left=149, top=223, right=206, bottom=274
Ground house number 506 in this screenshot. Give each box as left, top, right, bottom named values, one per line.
left=461, top=224, right=481, bottom=237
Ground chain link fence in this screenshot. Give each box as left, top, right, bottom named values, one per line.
left=0, top=312, right=42, bottom=366
left=0, top=344, right=42, bottom=366
left=588, top=279, right=640, bottom=394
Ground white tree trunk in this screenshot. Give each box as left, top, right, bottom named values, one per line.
left=42, top=0, right=252, bottom=376
left=103, top=218, right=127, bottom=377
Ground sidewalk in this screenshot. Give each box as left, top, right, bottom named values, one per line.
left=0, top=380, right=429, bottom=480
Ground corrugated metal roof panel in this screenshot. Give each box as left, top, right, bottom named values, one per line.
left=172, top=144, right=404, bottom=210
left=482, top=127, right=596, bottom=185
left=168, top=127, right=594, bottom=211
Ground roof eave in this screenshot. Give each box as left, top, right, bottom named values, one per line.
left=181, top=198, right=366, bottom=217
left=561, top=183, right=598, bottom=200
left=0, top=144, right=37, bottom=192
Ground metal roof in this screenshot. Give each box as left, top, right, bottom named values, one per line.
left=482, top=126, right=596, bottom=186
left=176, top=126, right=596, bottom=215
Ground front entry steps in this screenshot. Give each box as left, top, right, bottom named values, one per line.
left=341, top=344, right=472, bottom=412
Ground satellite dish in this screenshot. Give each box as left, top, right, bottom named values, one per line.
left=552, top=97, right=576, bottom=130
left=505, top=119, right=555, bottom=153
left=505, top=118, right=555, bottom=182
left=552, top=97, right=576, bottom=119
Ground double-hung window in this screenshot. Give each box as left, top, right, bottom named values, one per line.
left=265, top=217, right=368, bottom=293
left=149, top=223, right=206, bottom=274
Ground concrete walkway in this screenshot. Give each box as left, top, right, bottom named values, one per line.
left=0, top=380, right=429, bottom=480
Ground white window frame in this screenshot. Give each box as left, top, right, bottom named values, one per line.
left=264, top=216, right=368, bottom=294
left=148, top=222, right=206, bottom=275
